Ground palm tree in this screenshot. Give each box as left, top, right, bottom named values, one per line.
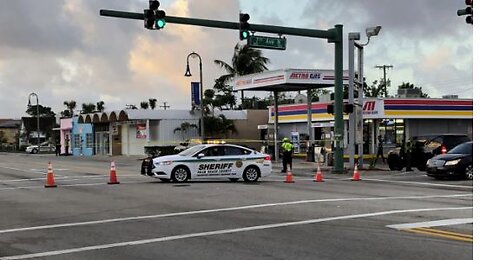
left=173, top=122, right=198, bottom=141
left=214, top=43, right=270, bottom=107
left=148, top=98, right=157, bottom=110
left=96, top=101, right=105, bottom=112
left=63, top=100, right=76, bottom=117
left=204, top=114, right=236, bottom=138
left=140, top=102, right=149, bottom=109
left=81, top=103, right=96, bottom=114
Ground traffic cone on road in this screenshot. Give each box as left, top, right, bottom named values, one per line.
left=351, top=164, right=361, bottom=181
left=45, top=162, right=57, bottom=188
left=108, top=161, right=120, bottom=185
left=313, top=165, right=324, bottom=182
left=284, top=167, right=295, bottom=183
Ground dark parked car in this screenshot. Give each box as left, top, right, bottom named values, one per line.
left=426, top=141, right=473, bottom=180
left=387, top=134, right=470, bottom=171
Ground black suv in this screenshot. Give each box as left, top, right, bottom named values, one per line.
left=387, top=134, right=470, bottom=171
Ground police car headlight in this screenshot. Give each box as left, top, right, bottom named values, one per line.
left=159, top=161, right=173, bottom=166
left=445, top=159, right=461, bottom=166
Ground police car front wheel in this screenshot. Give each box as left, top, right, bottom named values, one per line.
left=171, top=166, right=189, bottom=182
left=243, top=166, right=260, bottom=182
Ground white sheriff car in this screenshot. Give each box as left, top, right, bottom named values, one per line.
left=141, top=144, right=272, bottom=182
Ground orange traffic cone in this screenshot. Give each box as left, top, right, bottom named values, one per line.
left=45, top=162, right=57, bottom=188
left=108, top=161, right=120, bottom=185
left=314, top=165, right=324, bottom=182
left=351, top=164, right=361, bottom=181
left=284, top=167, right=295, bottom=183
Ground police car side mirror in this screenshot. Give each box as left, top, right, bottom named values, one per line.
left=197, top=153, right=205, bottom=159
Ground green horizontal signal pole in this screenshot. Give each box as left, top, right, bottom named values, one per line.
left=99, top=9, right=345, bottom=174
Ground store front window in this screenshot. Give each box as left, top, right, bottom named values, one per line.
left=379, top=119, right=404, bottom=145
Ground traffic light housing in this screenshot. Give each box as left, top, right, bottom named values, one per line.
left=326, top=103, right=355, bottom=115
left=144, top=0, right=166, bottom=30
left=327, top=103, right=334, bottom=114
left=457, top=0, right=473, bottom=24
left=155, top=9, right=166, bottom=29
left=239, top=13, right=251, bottom=40
left=344, top=103, right=354, bottom=114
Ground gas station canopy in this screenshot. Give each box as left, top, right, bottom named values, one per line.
left=233, top=68, right=348, bottom=92
left=232, top=68, right=349, bottom=162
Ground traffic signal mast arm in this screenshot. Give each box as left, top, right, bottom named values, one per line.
left=100, top=8, right=345, bottom=174
left=100, top=10, right=337, bottom=40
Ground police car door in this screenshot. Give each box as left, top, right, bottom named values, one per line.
left=222, top=145, right=249, bottom=178
left=193, top=146, right=225, bottom=179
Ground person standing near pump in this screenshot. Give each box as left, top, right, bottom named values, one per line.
left=281, top=137, right=294, bottom=173
left=405, top=140, right=413, bottom=171
left=374, top=135, right=386, bottom=164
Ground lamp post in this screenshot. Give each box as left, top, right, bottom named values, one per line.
left=184, top=52, right=204, bottom=142
left=348, top=26, right=381, bottom=169
left=27, top=93, right=40, bottom=150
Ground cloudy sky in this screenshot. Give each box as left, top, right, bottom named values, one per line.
left=0, top=0, right=473, bottom=118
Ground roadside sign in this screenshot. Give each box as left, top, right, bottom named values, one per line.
left=247, top=35, right=287, bottom=50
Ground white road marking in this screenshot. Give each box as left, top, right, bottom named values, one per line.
left=0, top=166, right=44, bottom=174
left=361, top=178, right=473, bottom=189
left=386, top=218, right=473, bottom=229
left=0, top=175, right=142, bottom=183
left=0, top=180, right=145, bottom=191
left=0, top=193, right=471, bottom=234
left=0, top=206, right=472, bottom=260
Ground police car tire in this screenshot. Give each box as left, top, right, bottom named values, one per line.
left=171, top=166, right=189, bottom=182
left=243, top=166, right=260, bottom=182
left=32, top=148, right=38, bottom=154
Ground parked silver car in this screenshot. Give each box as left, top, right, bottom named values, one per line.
left=25, top=142, right=55, bottom=154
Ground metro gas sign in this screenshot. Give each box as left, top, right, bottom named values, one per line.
left=289, top=72, right=321, bottom=80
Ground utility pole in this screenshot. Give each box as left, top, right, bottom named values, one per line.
left=375, top=65, right=393, bottom=97
left=159, top=102, right=170, bottom=110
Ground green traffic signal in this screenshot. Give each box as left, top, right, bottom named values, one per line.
left=156, top=19, right=166, bottom=29
left=241, top=30, right=250, bottom=40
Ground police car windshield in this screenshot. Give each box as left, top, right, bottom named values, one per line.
left=178, top=145, right=207, bottom=156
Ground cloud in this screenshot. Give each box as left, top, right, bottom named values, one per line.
left=0, top=0, right=473, bottom=119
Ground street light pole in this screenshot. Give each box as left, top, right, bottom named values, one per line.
left=185, top=52, right=204, bottom=142
left=348, top=26, right=381, bottom=169
left=27, top=93, right=40, bottom=149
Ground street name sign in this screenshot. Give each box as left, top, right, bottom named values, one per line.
left=247, top=35, right=287, bottom=50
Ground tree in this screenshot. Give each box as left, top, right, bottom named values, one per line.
left=96, top=101, right=105, bottom=112
left=148, top=98, right=157, bottom=110
left=364, top=80, right=390, bottom=97
left=204, top=114, right=236, bottom=138
left=81, top=103, right=96, bottom=114
left=214, top=43, right=270, bottom=107
left=63, top=100, right=76, bottom=117
left=173, top=122, right=198, bottom=141
left=0, top=131, right=7, bottom=144
left=140, top=101, right=149, bottom=109
left=397, top=82, right=429, bottom=98
left=26, top=105, right=56, bottom=117
left=311, top=89, right=332, bottom=102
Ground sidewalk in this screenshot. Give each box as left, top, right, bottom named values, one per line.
left=272, top=158, right=392, bottom=177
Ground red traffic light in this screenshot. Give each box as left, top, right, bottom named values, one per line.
left=466, top=0, right=473, bottom=6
